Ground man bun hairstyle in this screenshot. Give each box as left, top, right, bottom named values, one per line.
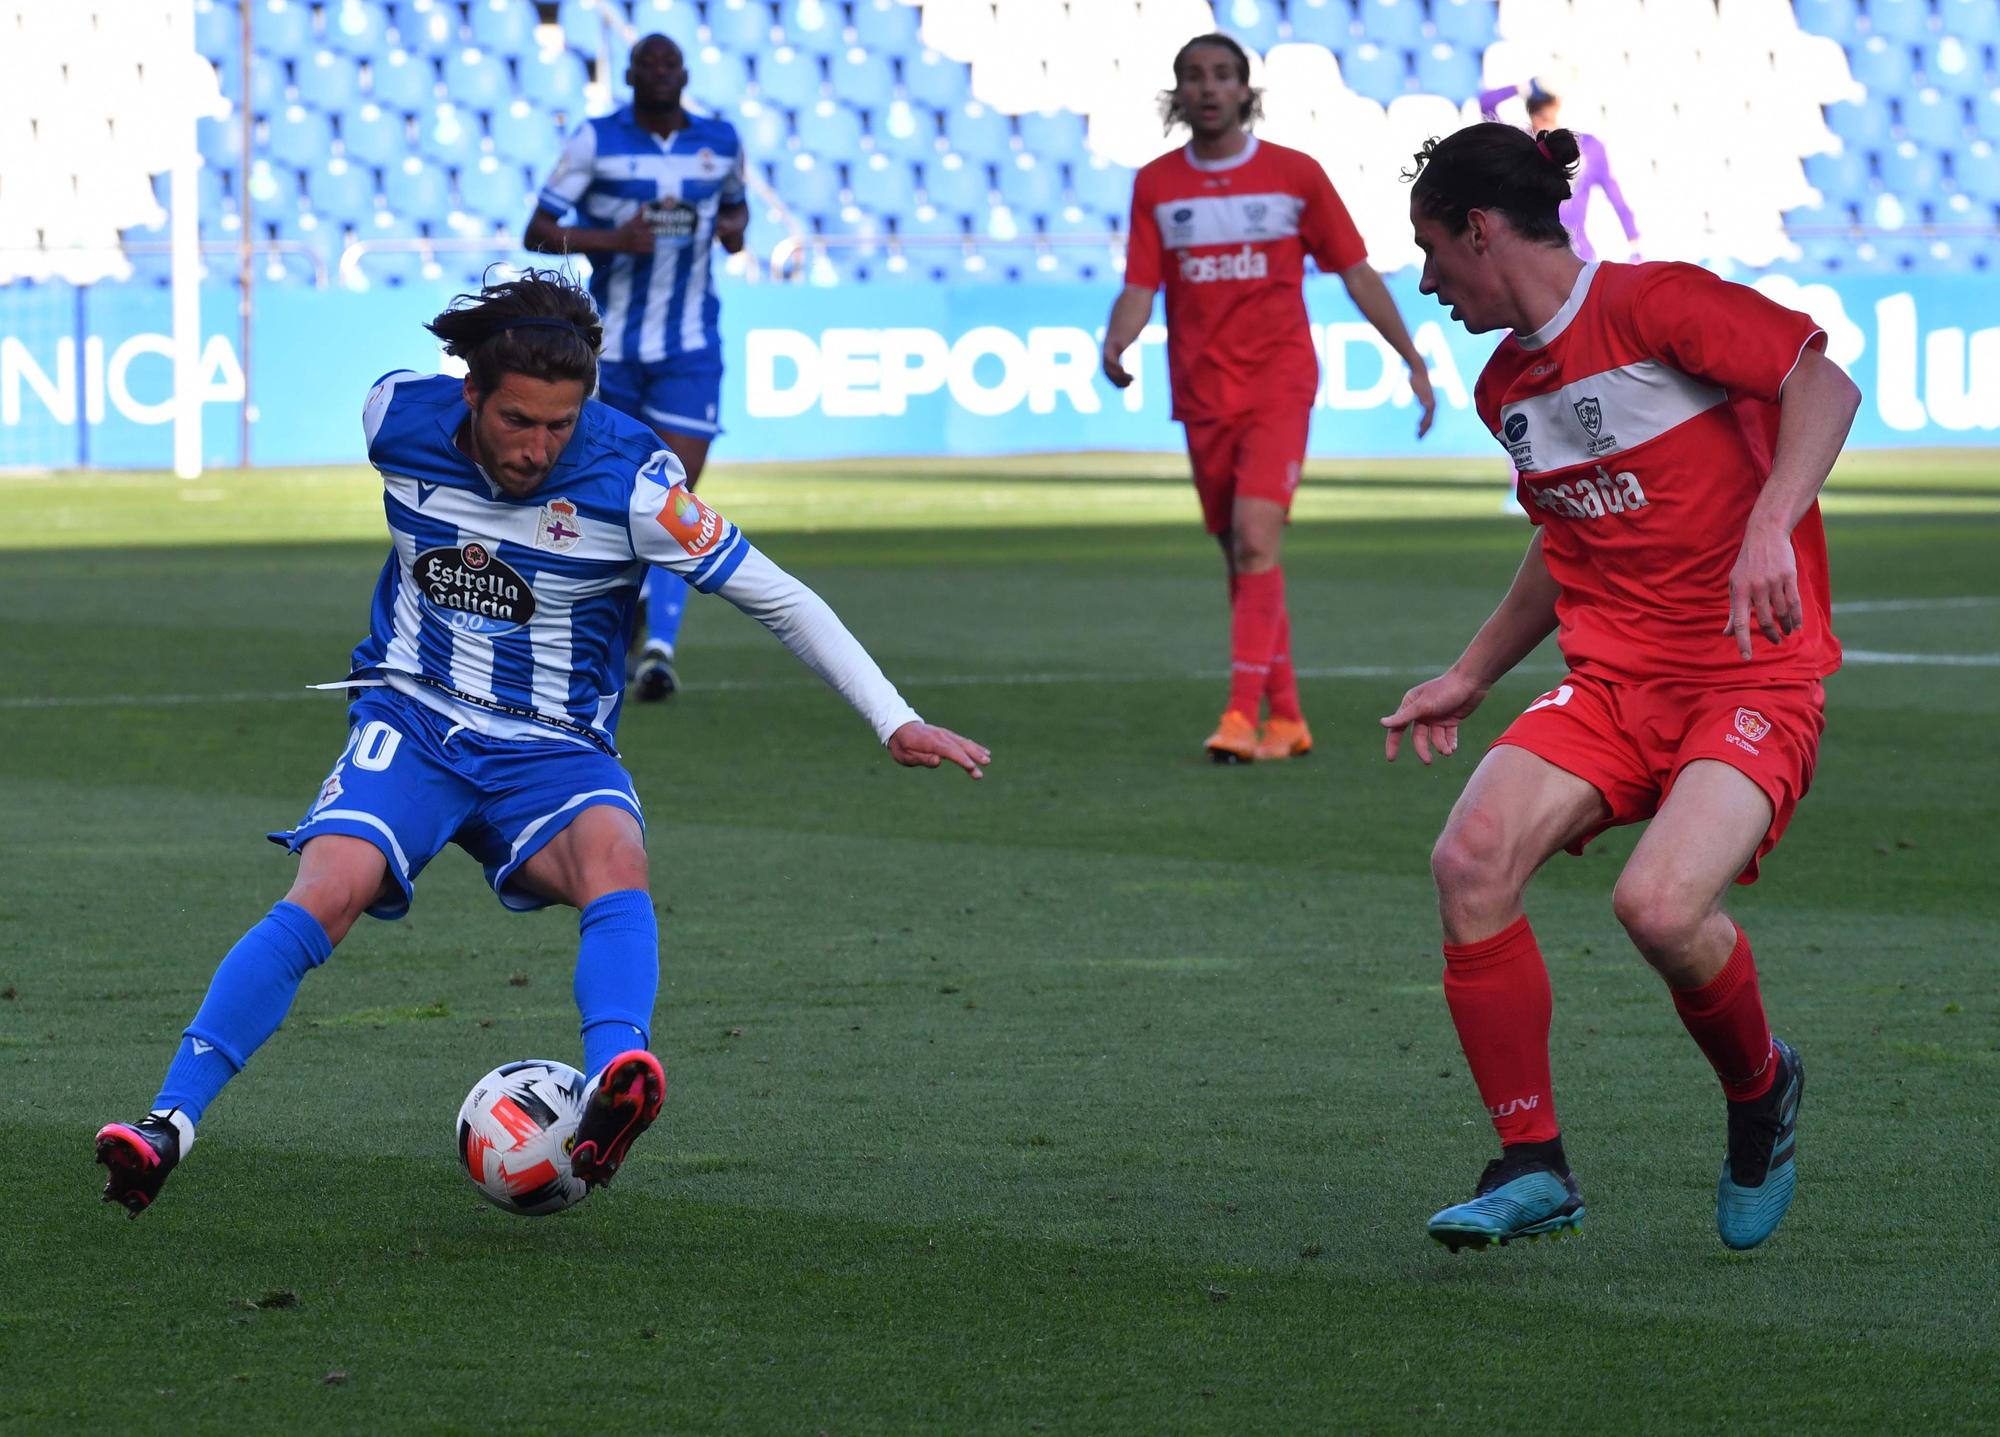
left=426, top=268, right=604, bottom=397
left=1405, top=122, right=1580, bottom=246
left=1158, top=33, right=1264, bottom=134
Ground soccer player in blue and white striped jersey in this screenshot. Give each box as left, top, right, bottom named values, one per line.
left=94, top=273, right=988, bottom=1217
left=525, top=33, right=749, bottom=704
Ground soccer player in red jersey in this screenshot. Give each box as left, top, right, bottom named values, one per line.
left=1102, top=34, right=1436, bottom=763
left=1381, top=124, right=1860, bottom=1251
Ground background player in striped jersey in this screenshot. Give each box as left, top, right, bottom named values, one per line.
left=526, top=33, right=748, bottom=704
left=1381, top=124, right=1860, bottom=1252
left=94, top=273, right=988, bottom=1217
left=1101, top=33, right=1436, bottom=764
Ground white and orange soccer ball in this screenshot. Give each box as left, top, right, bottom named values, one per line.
left=456, top=1059, right=589, bottom=1216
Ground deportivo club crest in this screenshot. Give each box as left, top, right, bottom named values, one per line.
left=536, top=498, right=582, bottom=553
left=1573, top=396, right=1603, bottom=438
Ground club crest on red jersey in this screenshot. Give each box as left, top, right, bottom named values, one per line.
left=1734, top=708, right=1773, bottom=743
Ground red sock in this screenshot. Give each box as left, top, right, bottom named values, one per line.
left=1264, top=608, right=1302, bottom=722
left=1672, top=925, right=1776, bottom=1101
left=1443, top=916, right=1560, bottom=1145
left=1227, top=567, right=1285, bottom=718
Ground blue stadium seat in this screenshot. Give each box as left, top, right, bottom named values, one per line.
left=1781, top=198, right=1851, bottom=230
left=468, top=0, right=539, bottom=54
left=196, top=0, right=239, bottom=63
left=1214, top=0, right=1282, bottom=53
left=1414, top=42, right=1480, bottom=103
left=396, top=0, right=462, bottom=55
left=305, top=156, right=379, bottom=224
left=370, top=49, right=440, bottom=111
left=829, top=47, right=896, bottom=110
left=1922, top=37, right=1987, bottom=92
left=943, top=102, right=1013, bottom=162
left=626, top=0, right=702, bottom=53
left=1042, top=202, right=1118, bottom=236
left=250, top=0, right=313, bottom=57
left=268, top=104, right=334, bottom=169
left=799, top=99, right=865, bottom=162
left=1795, top=0, right=1860, bottom=42
left=952, top=249, right=1014, bottom=285
left=1952, top=138, right=2000, bottom=198
left=519, top=48, right=590, bottom=109
left=853, top=0, right=920, bottom=54
left=1070, top=156, right=1134, bottom=212
left=848, top=152, right=917, bottom=213
left=1432, top=0, right=1499, bottom=49
left=1876, top=140, right=1943, bottom=192
left=893, top=204, right=965, bottom=239
left=1793, top=233, right=1855, bottom=271
left=242, top=156, right=300, bottom=207
left=349, top=211, right=428, bottom=285
left=1974, top=86, right=2000, bottom=134
left=819, top=204, right=884, bottom=257
left=1356, top=0, right=1424, bottom=49
left=872, top=248, right=939, bottom=284
left=920, top=152, right=989, bottom=211
left=996, top=153, right=1061, bottom=215
left=903, top=48, right=970, bottom=110
left=1018, top=109, right=1086, bottom=162
left=688, top=46, right=753, bottom=110
left=1286, top=0, right=1353, bottom=50
left=1850, top=35, right=1917, bottom=92
left=731, top=98, right=791, bottom=155
left=1864, top=0, right=1934, bottom=45
left=442, top=48, right=513, bottom=113
left=296, top=48, right=364, bottom=110
left=457, top=155, right=532, bottom=225
left=1825, top=97, right=1894, bottom=147
left=491, top=100, right=564, bottom=178
left=324, top=0, right=393, bottom=60
left=757, top=47, right=824, bottom=108
left=233, top=52, right=288, bottom=115
left=1341, top=41, right=1409, bottom=102
left=198, top=114, right=248, bottom=170
left=870, top=99, right=938, bottom=159
left=772, top=152, right=841, bottom=217
left=1938, top=0, right=2000, bottom=42
left=1803, top=148, right=1873, bottom=203
left=1899, top=88, right=1968, bottom=145
left=383, top=155, right=452, bottom=215
left=340, top=101, right=407, bottom=167
left=419, top=105, right=484, bottom=166
left=269, top=209, right=346, bottom=284
left=709, top=0, right=775, bottom=53
left=783, top=0, right=846, bottom=55
left=559, top=0, right=613, bottom=60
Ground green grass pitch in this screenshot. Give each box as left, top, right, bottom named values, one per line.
left=2, top=452, right=1996, bottom=1434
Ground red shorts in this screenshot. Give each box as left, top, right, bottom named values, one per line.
left=1182, top=409, right=1310, bottom=536
left=1491, top=671, right=1827, bottom=884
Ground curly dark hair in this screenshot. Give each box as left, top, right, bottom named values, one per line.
left=1404, top=122, right=1580, bottom=245
left=1157, top=33, right=1264, bottom=135
left=425, top=268, right=604, bottom=396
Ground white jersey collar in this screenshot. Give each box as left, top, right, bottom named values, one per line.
left=1516, top=260, right=1600, bottom=351
left=1183, top=133, right=1259, bottom=172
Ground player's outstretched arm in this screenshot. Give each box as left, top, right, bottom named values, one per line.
left=1337, top=262, right=1437, bottom=437
left=1381, top=532, right=1560, bottom=763
left=1723, top=346, right=1861, bottom=660
left=888, top=722, right=990, bottom=779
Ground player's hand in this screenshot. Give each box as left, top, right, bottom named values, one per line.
left=1381, top=667, right=1490, bottom=765
left=612, top=211, right=656, bottom=253
left=1409, top=362, right=1438, bottom=438
left=888, top=721, right=990, bottom=779
left=1722, top=524, right=1803, bottom=661
left=1102, top=347, right=1134, bottom=390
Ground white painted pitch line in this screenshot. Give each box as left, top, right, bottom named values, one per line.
left=1833, top=596, right=2000, bottom=614
left=1841, top=649, right=2000, bottom=668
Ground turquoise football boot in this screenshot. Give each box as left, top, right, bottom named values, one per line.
left=1717, top=1037, right=1804, bottom=1250
left=1428, top=1148, right=1585, bottom=1251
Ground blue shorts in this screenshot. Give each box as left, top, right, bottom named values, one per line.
left=598, top=358, right=723, bottom=440
left=270, top=689, right=645, bottom=921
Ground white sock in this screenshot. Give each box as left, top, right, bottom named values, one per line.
left=147, top=1107, right=197, bottom=1155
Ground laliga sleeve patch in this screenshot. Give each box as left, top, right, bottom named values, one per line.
left=656, top=487, right=724, bottom=557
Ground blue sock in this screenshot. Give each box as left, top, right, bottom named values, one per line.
left=644, top=569, right=687, bottom=653
left=575, top=889, right=658, bottom=1076
left=154, top=901, right=333, bottom=1124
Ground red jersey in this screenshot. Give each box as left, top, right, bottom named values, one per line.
left=1475, top=261, right=1842, bottom=684
left=1126, top=136, right=1367, bottom=421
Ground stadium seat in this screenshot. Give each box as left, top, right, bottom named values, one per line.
left=1214, top=0, right=1282, bottom=53
left=756, top=47, right=824, bottom=109
left=629, top=0, right=705, bottom=55
left=799, top=99, right=866, bottom=162
left=870, top=248, right=938, bottom=283
left=903, top=48, right=971, bottom=110
left=441, top=48, right=512, bottom=114
left=269, top=208, right=346, bottom=284
left=304, top=156, right=379, bottom=224
left=1794, top=0, right=1860, bottom=42
left=894, top=202, right=965, bottom=239
left=1042, top=202, right=1117, bottom=236
left=239, top=52, right=289, bottom=115
left=709, top=0, right=775, bottom=53
left=1803, top=147, right=1872, bottom=202
left=1864, top=0, right=1934, bottom=45
left=829, top=47, right=896, bottom=111
left=1899, top=88, right=1968, bottom=146
left=783, top=0, right=847, bottom=55
left=848, top=152, right=918, bottom=213
left=1070, top=156, right=1135, bottom=212
left=1286, top=0, right=1354, bottom=51
left=772, top=152, right=841, bottom=218
left=383, top=155, right=452, bottom=215
left=250, top=0, right=314, bottom=57
left=688, top=46, right=753, bottom=110
left=920, top=152, right=990, bottom=211
left=1876, top=140, right=1942, bottom=193
left=1938, top=0, right=2000, bottom=42
left=1018, top=109, right=1086, bottom=162
left=348, top=210, right=428, bottom=285
left=339, top=101, right=408, bottom=167
left=198, top=113, right=249, bottom=170
left=467, top=0, right=539, bottom=54
left=324, top=0, right=393, bottom=60
left=1825, top=98, right=1894, bottom=148
left=196, top=0, right=239, bottom=61
left=871, top=99, right=939, bottom=159
left=1955, top=139, right=2000, bottom=200
left=491, top=100, right=565, bottom=177
left=942, top=102, right=1013, bottom=162
left=370, top=49, right=440, bottom=111
left=419, top=105, right=484, bottom=166
left=997, top=153, right=1062, bottom=215
left=242, top=156, right=300, bottom=207
left=820, top=203, right=885, bottom=257
left=1414, top=42, right=1480, bottom=102
left=395, top=0, right=461, bottom=56
left=267, top=104, right=334, bottom=170
left=1923, top=37, right=1987, bottom=94
left=1849, top=35, right=1917, bottom=93
left=1792, top=233, right=1855, bottom=270
left=1341, top=42, right=1409, bottom=103
left=1432, top=0, right=1500, bottom=49
left=457, top=155, right=532, bottom=226
left=853, top=0, right=921, bottom=54
left=559, top=0, right=613, bottom=62
left=1358, top=0, right=1425, bottom=48
left=952, top=248, right=1015, bottom=285
left=731, top=98, right=792, bottom=156
left=296, top=48, right=365, bottom=111
left=519, top=48, right=590, bottom=110
left=1974, top=86, right=2000, bottom=134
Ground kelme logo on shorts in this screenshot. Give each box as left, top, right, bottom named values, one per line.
left=414, top=543, right=537, bottom=635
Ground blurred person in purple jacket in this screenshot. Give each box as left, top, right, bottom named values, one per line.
left=1480, top=81, right=1640, bottom=261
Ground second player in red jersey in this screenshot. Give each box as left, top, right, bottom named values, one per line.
left=1381, top=122, right=1861, bottom=1254
left=1102, top=34, right=1435, bottom=763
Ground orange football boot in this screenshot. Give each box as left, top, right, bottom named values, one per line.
left=1204, top=709, right=1260, bottom=764
left=1254, top=716, right=1313, bottom=761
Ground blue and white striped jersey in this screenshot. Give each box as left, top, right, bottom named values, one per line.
left=347, top=371, right=919, bottom=753
left=534, top=107, right=747, bottom=366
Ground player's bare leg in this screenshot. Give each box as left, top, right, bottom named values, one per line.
left=633, top=427, right=714, bottom=702
left=514, top=806, right=665, bottom=1188
left=1426, top=746, right=1608, bottom=1249
left=1209, top=497, right=1289, bottom=762
left=1613, top=760, right=1804, bottom=1248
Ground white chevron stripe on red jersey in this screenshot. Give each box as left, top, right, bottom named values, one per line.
left=1493, top=359, right=1727, bottom=475
left=1151, top=192, right=1305, bottom=250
